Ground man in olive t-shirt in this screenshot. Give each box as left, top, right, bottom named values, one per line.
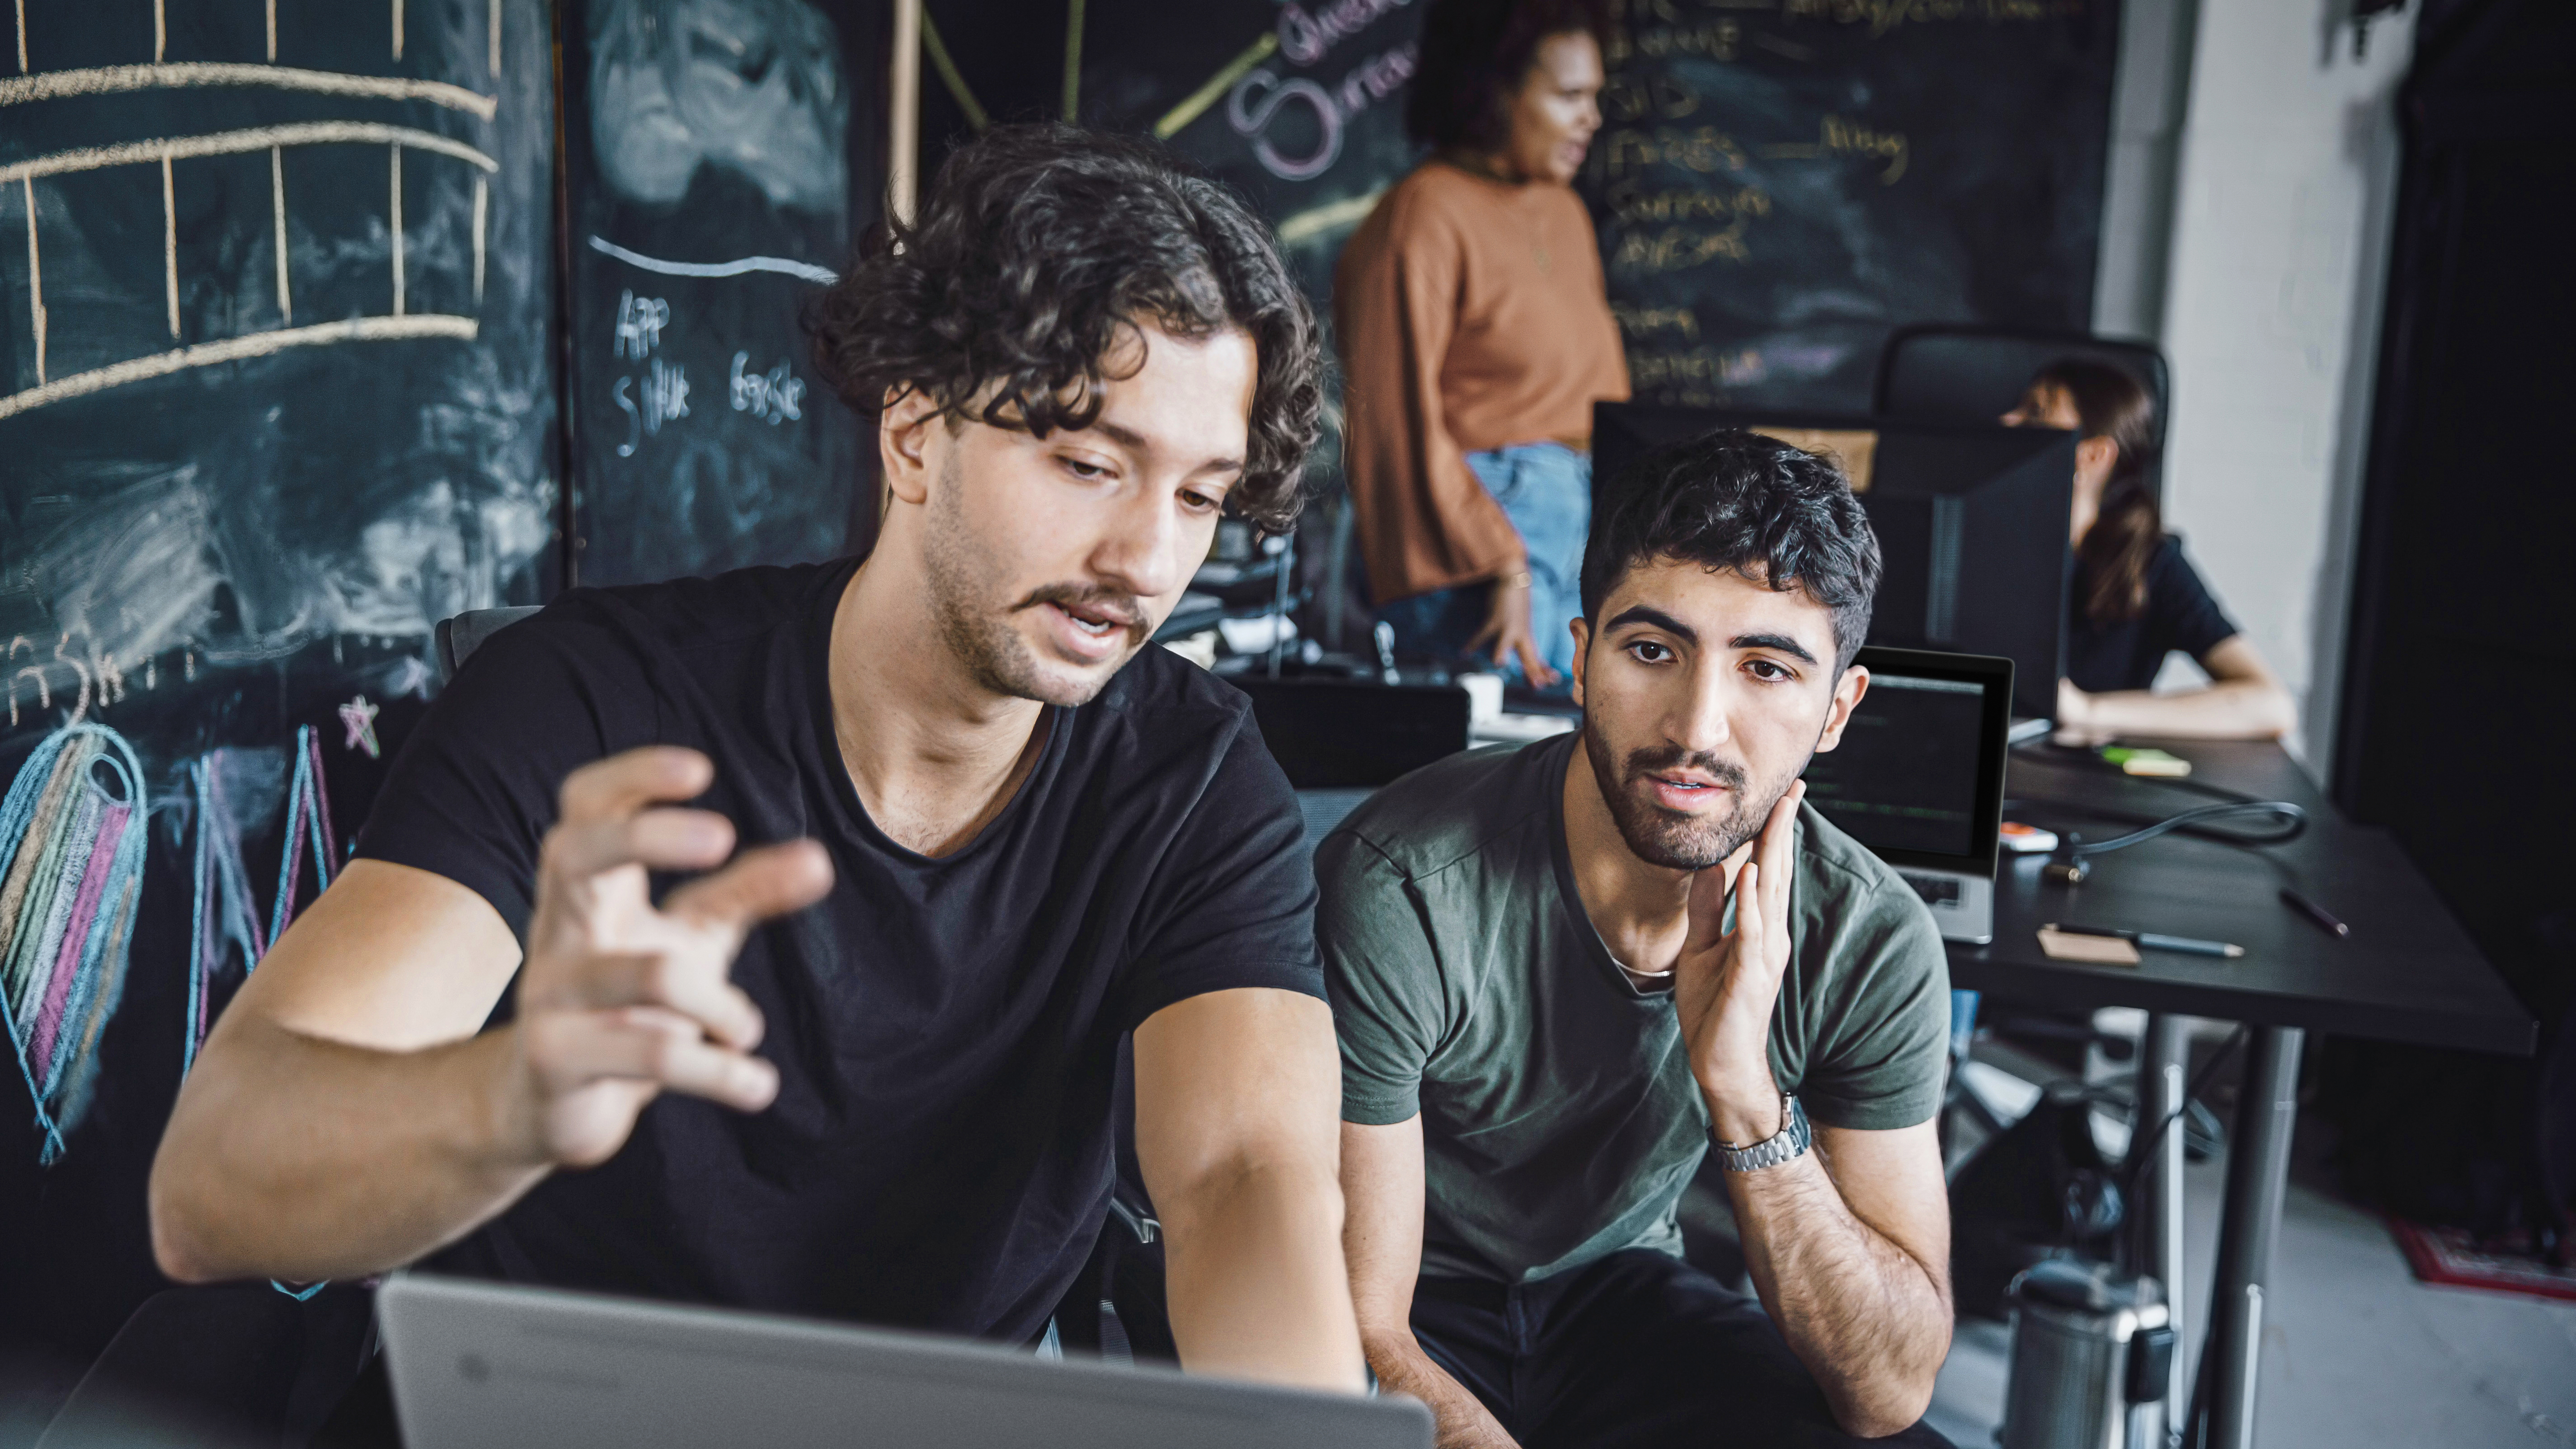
left=1326, top=430, right=1956, bottom=1449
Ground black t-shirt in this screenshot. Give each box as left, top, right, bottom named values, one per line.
left=357, top=557, right=1324, bottom=1343
left=2064, top=536, right=2242, bottom=694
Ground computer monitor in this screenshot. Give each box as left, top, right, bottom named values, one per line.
left=1797, top=646, right=2012, bottom=943
left=1594, top=403, right=2075, bottom=720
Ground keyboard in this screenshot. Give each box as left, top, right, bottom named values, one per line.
left=1899, top=870, right=1962, bottom=906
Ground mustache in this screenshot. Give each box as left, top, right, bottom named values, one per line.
left=1012, top=583, right=1148, bottom=634
left=1621, top=744, right=1750, bottom=792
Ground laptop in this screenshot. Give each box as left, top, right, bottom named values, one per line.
left=1800, top=646, right=2013, bottom=944
left=377, top=1272, right=1431, bottom=1449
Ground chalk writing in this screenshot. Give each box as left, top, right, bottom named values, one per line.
left=612, top=289, right=668, bottom=359
left=1274, top=0, right=1412, bottom=67
left=1605, top=181, right=1771, bottom=226
left=1597, top=126, right=1750, bottom=181
left=1758, top=112, right=1908, bottom=182
left=612, top=358, right=689, bottom=457
left=1632, top=19, right=1741, bottom=61
left=1781, top=0, right=2057, bottom=37
left=729, top=352, right=805, bottom=425
left=1601, top=71, right=1702, bottom=124
left=1628, top=345, right=1769, bottom=391
left=1611, top=221, right=1750, bottom=270
left=1612, top=303, right=1700, bottom=341
left=1227, top=42, right=1415, bottom=182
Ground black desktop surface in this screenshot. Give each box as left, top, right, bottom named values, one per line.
left=1594, top=403, right=2075, bottom=719
left=1958, top=739, right=2535, bottom=1055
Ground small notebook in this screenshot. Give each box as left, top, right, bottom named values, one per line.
left=2037, top=926, right=2143, bottom=965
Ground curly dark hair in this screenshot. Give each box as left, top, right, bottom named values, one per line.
left=1406, top=0, right=1613, bottom=153
left=1581, top=429, right=1882, bottom=671
left=806, top=124, right=1321, bottom=532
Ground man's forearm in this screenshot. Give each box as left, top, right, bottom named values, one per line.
left=150, top=1013, right=548, bottom=1284
left=2077, top=679, right=2294, bottom=740
left=1361, top=1327, right=1516, bottom=1449
left=1726, top=1153, right=1950, bottom=1437
left=1160, top=1160, right=1366, bottom=1392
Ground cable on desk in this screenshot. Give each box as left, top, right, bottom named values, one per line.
left=2031, top=800, right=2307, bottom=884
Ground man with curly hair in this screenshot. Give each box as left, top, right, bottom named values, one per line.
left=151, top=126, right=1364, bottom=1397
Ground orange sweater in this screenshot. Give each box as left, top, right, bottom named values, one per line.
left=1334, top=162, right=1630, bottom=603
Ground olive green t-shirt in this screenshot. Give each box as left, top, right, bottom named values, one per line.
left=1319, top=732, right=1949, bottom=1284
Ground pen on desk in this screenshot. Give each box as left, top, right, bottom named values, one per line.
left=2048, top=922, right=2245, bottom=959
left=2279, top=886, right=2349, bottom=939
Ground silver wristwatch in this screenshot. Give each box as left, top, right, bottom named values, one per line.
left=1710, top=1092, right=1811, bottom=1173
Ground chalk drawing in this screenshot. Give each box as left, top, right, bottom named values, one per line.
left=588, top=234, right=837, bottom=286
left=0, top=122, right=499, bottom=185
left=20, top=175, right=42, bottom=383
left=919, top=8, right=987, bottom=132
left=390, top=144, right=404, bottom=315
left=336, top=695, right=381, bottom=757
left=0, top=63, right=498, bottom=119
left=271, top=147, right=291, bottom=323
left=160, top=152, right=177, bottom=338
left=0, top=722, right=149, bottom=1162
left=0, top=315, right=479, bottom=421
left=586, top=0, right=846, bottom=212
left=1155, top=33, right=1278, bottom=139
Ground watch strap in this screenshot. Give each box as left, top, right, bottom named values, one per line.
left=1710, top=1092, right=1811, bottom=1173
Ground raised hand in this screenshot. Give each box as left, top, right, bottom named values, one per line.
left=505, top=747, right=835, bottom=1168
left=1673, top=779, right=1804, bottom=1145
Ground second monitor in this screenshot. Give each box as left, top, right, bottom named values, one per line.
left=1595, top=403, right=2074, bottom=720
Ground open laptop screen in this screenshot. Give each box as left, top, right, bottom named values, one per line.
left=1800, top=646, right=2011, bottom=876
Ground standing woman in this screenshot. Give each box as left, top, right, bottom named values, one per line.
left=1336, top=0, right=1626, bottom=689
left=2004, top=358, right=2297, bottom=741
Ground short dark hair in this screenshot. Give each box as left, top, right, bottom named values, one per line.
left=1406, top=0, right=1613, bottom=153
left=1580, top=430, right=1882, bottom=671
left=806, top=124, right=1321, bottom=531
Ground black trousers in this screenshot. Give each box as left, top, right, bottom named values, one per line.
left=1410, top=1250, right=1953, bottom=1449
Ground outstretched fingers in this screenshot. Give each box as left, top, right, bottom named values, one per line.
left=527, top=1006, right=779, bottom=1113
left=662, top=840, right=836, bottom=932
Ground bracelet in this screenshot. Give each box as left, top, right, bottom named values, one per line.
left=1710, top=1091, right=1812, bottom=1174
left=1497, top=569, right=1533, bottom=591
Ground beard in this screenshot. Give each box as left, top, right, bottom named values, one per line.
left=920, top=452, right=1147, bottom=708
left=1581, top=712, right=1798, bottom=871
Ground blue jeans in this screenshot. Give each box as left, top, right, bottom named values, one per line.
left=1377, top=443, right=1591, bottom=691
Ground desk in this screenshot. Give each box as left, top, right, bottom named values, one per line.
left=1951, top=739, right=2535, bottom=1449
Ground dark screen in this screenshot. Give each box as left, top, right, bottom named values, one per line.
left=1802, top=673, right=1987, bottom=859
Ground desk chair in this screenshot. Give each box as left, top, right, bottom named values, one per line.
left=432, top=606, right=542, bottom=681
left=1874, top=324, right=2172, bottom=500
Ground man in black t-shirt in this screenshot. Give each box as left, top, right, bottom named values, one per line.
left=151, top=127, right=1364, bottom=1391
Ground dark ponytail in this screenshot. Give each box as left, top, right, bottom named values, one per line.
left=2032, top=358, right=2160, bottom=626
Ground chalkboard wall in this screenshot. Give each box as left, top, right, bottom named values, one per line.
left=561, top=0, right=887, bottom=588
left=929, top=0, right=2117, bottom=463
left=1582, top=0, right=2119, bottom=411
left=0, top=0, right=556, bottom=1374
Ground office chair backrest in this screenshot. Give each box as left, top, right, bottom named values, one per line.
left=1874, top=325, right=2171, bottom=499
left=433, top=606, right=543, bottom=682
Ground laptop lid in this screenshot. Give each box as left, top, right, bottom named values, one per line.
left=1800, top=646, right=2012, bottom=880
left=378, top=1272, right=1430, bottom=1449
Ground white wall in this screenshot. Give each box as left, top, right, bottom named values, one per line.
left=2148, top=0, right=2414, bottom=769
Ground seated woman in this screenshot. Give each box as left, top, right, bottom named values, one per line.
left=1334, top=0, right=1627, bottom=691
left=2004, top=358, right=2296, bottom=743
